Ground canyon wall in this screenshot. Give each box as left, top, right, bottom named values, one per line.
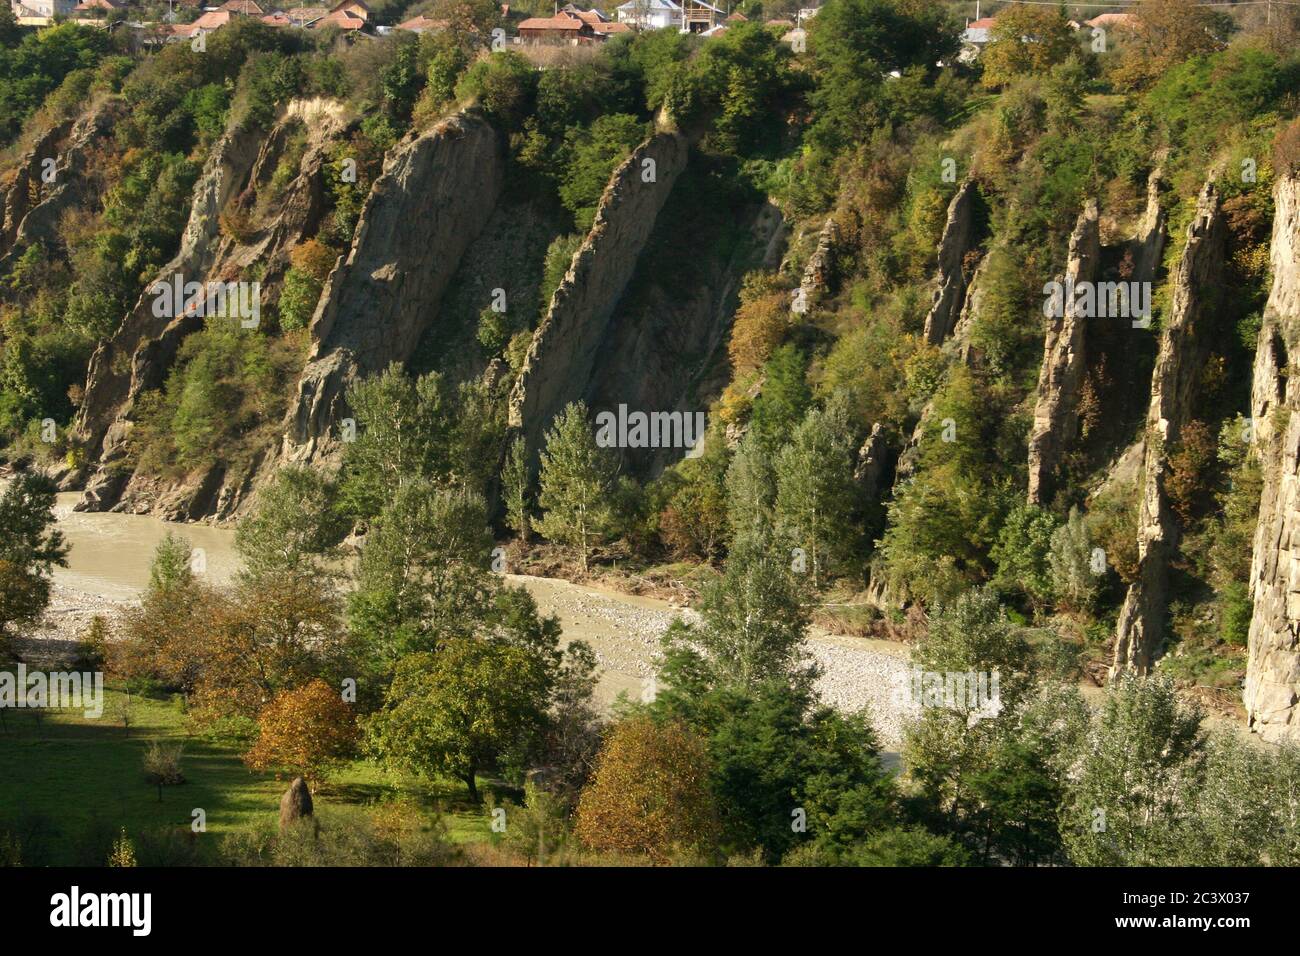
left=282, top=110, right=504, bottom=467
left=1112, top=182, right=1225, bottom=675
left=507, top=131, right=689, bottom=457
left=73, top=100, right=350, bottom=516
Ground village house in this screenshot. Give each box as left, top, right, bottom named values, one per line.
left=517, top=7, right=628, bottom=45
left=1085, top=12, right=1137, bottom=31
left=10, top=0, right=77, bottom=17
left=680, top=0, right=720, bottom=32
left=216, top=0, right=264, bottom=14
left=72, top=0, right=126, bottom=17
left=517, top=11, right=592, bottom=43
left=316, top=0, right=368, bottom=29
left=614, top=0, right=678, bottom=31
left=395, top=14, right=448, bottom=34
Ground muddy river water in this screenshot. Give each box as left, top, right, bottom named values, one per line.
left=40, top=492, right=916, bottom=744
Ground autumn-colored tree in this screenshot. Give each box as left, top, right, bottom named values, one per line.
left=1165, top=420, right=1218, bottom=528
left=1110, top=0, right=1223, bottom=91
left=727, top=275, right=788, bottom=374
left=244, top=679, right=360, bottom=784
left=574, top=716, right=719, bottom=862
left=980, top=6, right=1079, bottom=89
left=288, top=239, right=337, bottom=283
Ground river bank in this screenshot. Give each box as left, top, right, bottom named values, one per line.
left=33, top=494, right=920, bottom=746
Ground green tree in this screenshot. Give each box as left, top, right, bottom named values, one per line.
left=348, top=479, right=493, bottom=672
left=0, top=473, right=68, bottom=648
left=235, top=467, right=345, bottom=584
left=502, top=435, right=532, bottom=544
left=979, top=6, right=1078, bottom=89
left=659, top=541, right=813, bottom=695
left=367, top=640, right=551, bottom=803
left=1061, top=675, right=1205, bottom=866
left=535, top=401, right=617, bottom=574
left=773, top=399, right=862, bottom=588
left=991, top=503, right=1058, bottom=611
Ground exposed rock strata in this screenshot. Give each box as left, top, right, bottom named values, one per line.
left=1245, top=172, right=1300, bottom=742
left=507, top=131, right=689, bottom=457
left=1112, top=182, right=1225, bottom=675
left=73, top=101, right=351, bottom=516
left=923, top=180, right=979, bottom=346
left=1027, top=200, right=1101, bottom=505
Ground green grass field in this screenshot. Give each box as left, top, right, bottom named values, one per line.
left=0, top=686, right=500, bottom=866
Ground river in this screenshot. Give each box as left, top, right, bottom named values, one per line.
left=38, top=493, right=917, bottom=745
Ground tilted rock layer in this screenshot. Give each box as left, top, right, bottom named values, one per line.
left=1027, top=199, right=1101, bottom=505
left=1245, top=171, right=1300, bottom=742
left=1112, top=182, right=1225, bottom=675
left=283, top=110, right=504, bottom=467
left=508, top=131, right=689, bottom=456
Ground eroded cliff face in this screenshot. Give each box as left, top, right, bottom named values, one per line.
left=0, top=117, right=76, bottom=256
left=507, top=131, right=689, bottom=457
left=282, top=110, right=504, bottom=467
left=923, top=180, right=979, bottom=346
left=0, top=103, right=117, bottom=273
left=1245, top=171, right=1300, bottom=742
left=73, top=100, right=350, bottom=517
left=1112, top=182, right=1226, bottom=675
left=1027, top=200, right=1101, bottom=506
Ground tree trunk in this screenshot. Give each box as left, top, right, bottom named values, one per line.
left=464, top=773, right=480, bottom=804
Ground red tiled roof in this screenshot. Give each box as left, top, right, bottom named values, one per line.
left=217, top=0, right=264, bottom=13
left=969, top=17, right=996, bottom=29
left=192, top=10, right=232, bottom=29
left=396, top=14, right=448, bottom=30
left=518, top=14, right=585, bottom=29
left=316, top=9, right=364, bottom=27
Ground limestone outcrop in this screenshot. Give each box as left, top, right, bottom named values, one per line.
left=797, top=216, right=840, bottom=310
left=281, top=110, right=504, bottom=468
left=1244, top=171, right=1300, bottom=742
left=1027, top=200, right=1101, bottom=505
left=1112, top=182, right=1225, bottom=675
left=923, top=180, right=979, bottom=346
left=507, top=131, right=689, bottom=457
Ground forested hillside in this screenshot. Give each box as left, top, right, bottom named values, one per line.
left=5, top=0, right=1300, bottom=868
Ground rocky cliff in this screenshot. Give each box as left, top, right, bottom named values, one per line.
left=507, top=131, right=689, bottom=457
left=923, top=180, right=979, bottom=346
left=0, top=117, right=76, bottom=256
left=1244, top=171, right=1300, bottom=742
left=1112, top=182, right=1226, bottom=675
left=73, top=100, right=350, bottom=516
left=0, top=103, right=117, bottom=273
left=1027, top=200, right=1101, bottom=505
left=281, top=110, right=504, bottom=467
